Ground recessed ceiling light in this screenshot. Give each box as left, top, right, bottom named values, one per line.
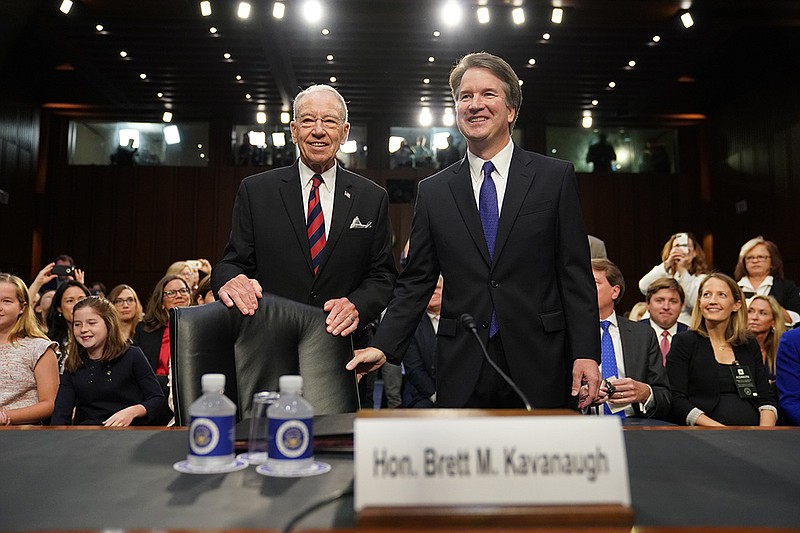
left=420, top=96, right=428, bottom=102
left=628, top=60, right=636, bottom=68
left=162, top=111, right=173, bottom=123
left=512, top=8, right=525, bottom=25
left=326, top=54, right=334, bottom=61
left=223, top=52, right=231, bottom=60
left=441, top=1, right=462, bottom=26
left=197, top=144, right=203, bottom=149
left=209, top=26, right=217, bottom=34
left=235, top=74, right=242, bottom=81
left=652, top=35, right=661, bottom=43
left=245, top=93, right=252, bottom=99
left=542, top=32, right=551, bottom=40
left=302, top=0, right=323, bottom=23
left=139, top=73, right=147, bottom=80
left=433, top=30, right=440, bottom=37
left=681, top=12, right=694, bottom=28
left=591, top=99, right=599, bottom=106
left=237, top=2, right=252, bottom=20
left=608, top=81, right=616, bottom=88
left=551, top=8, right=563, bottom=24
left=428, top=56, right=435, bottom=63
left=528, top=58, right=536, bottom=65
left=256, top=111, right=267, bottom=124
left=200, top=1, right=212, bottom=17
left=119, top=51, right=128, bottom=58
left=477, top=6, right=490, bottom=24
left=280, top=111, right=290, bottom=124
left=273, top=2, right=285, bottom=19
left=157, top=92, right=164, bottom=98
left=200, top=153, right=206, bottom=159
left=322, top=28, right=329, bottom=35
left=95, top=24, right=104, bottom=32
left=59, top=0, right=73, bottom=15
left=329, top=76, right=337, bottom=83
left=423, top=78, right=430, bottom=84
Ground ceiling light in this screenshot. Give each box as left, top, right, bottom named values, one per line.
left=256, top=111, right=267, bottom=124
left=628, top=60, right=636, bottom=68
left=341, top=140, right=357, bottom=154
left=235, top=74, right=242, bottom=81
left=95, top=24, right=103, bottom=32
left=119, top=51, right=128, bottom=58
left=200, top=153, right=206, bottom=159
left=322, top=28, right=329, bottom=35
left=237, top=2, right=251, bottom=19
left=652, top=35, right=661, bottom=43
left=139, top=73, right=147, bottom=80
left=423, top=78, right=430, bottom=84
left=245, top=93, right=252, bottom=100
left=551, top=149, right=557, bottom=154
left=443, top=108, right=454, bottom=127
left=272, top=132, right=286, bottom=147
left=591, top=99, right=598, bottom=106
left=209, top=26, right=217, bottom=34
left=200, top=1, right=212, bottom=17
left=608, top=81, right=616, bottom=88
left=551, top=8, right=563, bottom=24
left=59, top=0, right=73, bottom=15
left=681, top=12, right=694, bottom=28
left=164, top=125, right=180, bottom=145
left=428, top=56, right=435, bottom=63
left=441, top=1, right=462, bottom=26
left=302, top=1, right=322, bottom=23
left=326, top=54, right=334, bottom=61
left=329, top=76, right=337, bottom=83
left=433, top=30, right=441, bottom=37
left=518, top=80, right=523, bottom=86
left=197, top=144, right=203, bottom=149
left=280, top=111, right=290, bottom=124
left=512, top=8, right=525, bottom=25
left=223, top=52, right=231, bottom=59
left=157, top=92, right=164, bottom=98
left=162, top=111, right=173, bottom=122
left=582, top=114, right=593, bottom=129
left=419, top=108, right=433, bottom=127
left=542, top=32, right=551, bottom=40
left=528, top=58, right=536, bottom=65
left=477, top=7, right=490, bottom=24
left=272, top=1, right=285, bottom=19
left=420, top=96, right=428, bottom=102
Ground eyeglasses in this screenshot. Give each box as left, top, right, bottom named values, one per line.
left=163, top=288, right=191, bottom=299
left=745, top=255, right=770, bottom=262
left=113, top=297, right=136, bottom=306
left=297, top=116, right=343, bottom=130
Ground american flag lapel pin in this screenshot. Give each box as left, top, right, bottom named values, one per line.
left=344, top=190, right=351, bottom=199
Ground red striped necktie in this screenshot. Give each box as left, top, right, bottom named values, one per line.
left=307, top=174, right=326, bottom=275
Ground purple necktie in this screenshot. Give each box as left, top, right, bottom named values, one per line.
left=479, top=160, right=498, bottom=337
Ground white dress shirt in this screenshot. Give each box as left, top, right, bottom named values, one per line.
left=466, top=138, right=514, bottom=215
left=298, top=160, right=336, bottom=240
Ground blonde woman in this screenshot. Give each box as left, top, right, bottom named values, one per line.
left=107, top=284, right=143, bottom=341
left=747, top=295, right=785, bottom=385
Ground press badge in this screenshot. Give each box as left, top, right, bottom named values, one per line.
left=730, top=363, right=758, bottom=399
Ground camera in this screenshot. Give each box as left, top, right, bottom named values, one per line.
left=52, top=264, right=76, bottom=277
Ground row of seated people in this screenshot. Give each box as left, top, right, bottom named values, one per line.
left=3, top=240, right=800, bottom=426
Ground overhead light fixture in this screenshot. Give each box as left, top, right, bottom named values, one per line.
left=223, top=52, right=231, bottom=59
left=528, top=58, right=536, bottom=65
left=681, top=12, right=694, bottom=28
left=420, top=96, right=428, bottom=102
left=197, top=144, right=203, bottom=149
left=119, top=129, right=140, bottom=148
left=512, top=8, right=525, bottom=25
left=542, top=32, right=551, bottom=40
left=95, top=24, right=104, bottom=32
left=256, top=111, right=267, bottom=124
left=163, top=125, right=180, bottom=145
left=441, top=1, right=462, bottom=26
left=433, top=30, right=441, bottom=37
left=329, top=76, right=337, bottom=83
left=551, top=8, right=563, bottom=24
left=428, top=56, right=435, bottom=63
left=341, top=140, right=357, bottom=154
left=652, top=35, right=661, bottom=43
left=272, top=1, right=285, bottom=19
left=326, top=54, right=334, bottom=61
left=302, top=0, right=322, bottom=23
left=199, top=153, right=206, bottom=159
left=628, top=60, right=636, bottom=68
left=477, top=7, right=490, bottom=24
left=423, top=78, right=430, bottom=84
left=235, top=74, right=242, bottom=81
left=443, top=108, right=454, bottom=127
left=608, top=81, right=616, bottom=88
left=272, top=132, right=287, bottom=147
left=581, top=111, right=592, bottom=129
left=591, top=99, right=599, bottom=106
left=157, top=92, right=164, bottom=98
left=419, top=108, right=433, bottom=127
left=209, top=26, right=217, bottom=34
left=280, top=111, right=290, bottom=124
left=119, top=51, right=128, bottom=58
left=245, top=93, right=252, bottom=100
left=59, top=0, right=73, bottom=15
left=162, top=111, right=173, bottom=122
left=139, top=73, right=147, bottom=80
left=200, top=1, right=212, bottom=17
left=237, top=2, right=251, bottom=19
left=322, top=28, right=330, bottom=35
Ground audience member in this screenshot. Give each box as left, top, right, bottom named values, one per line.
left=411, top=135, right=433, bottom=168
left=627, top=302, right=647, bottom=322
left=776, top=328, right=800, bottom=425
left=667, top=273, right=777, bottom=426
left=747, top=295, right=785, bottom=390
left=592, top=259, right=671, bottom=419
left=133, top=275, right=192, bottom=424
left=36, top=255, right=84, bottom=294
left=586, top=133, right=617, bottom=172
left=638, top=232, right=709, bottom=323
left=166, top=261, right=200, bottom=292
left=435, top=134, right=461, bottom=168
left=642, top=277, right=689, bottom=366
left=88, top=281, right=107, bottom=298
left=391, top=139, right=413, bottom=168
left=194, top=276, right=215, bottom=305
left=0, top=273, right=59, bottom=425
left=51, top=297, right=164, bottom=426
left=46, top=280, right=91, bottom=373
left=734, top=236, right=800, bottom=326
left=402, top=276, right=443, bottom=408
left=588, top=234, right=607, bottom=259
left=107, top=284, right=143, bottom=341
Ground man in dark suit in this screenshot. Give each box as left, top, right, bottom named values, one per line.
left=641, top=276, right=689, bottom=366
left=349, top=53, right=601, bottom=409
left=593, top=259, right=671, bottom=419
left=212, top=85, right=397, bottom=337
left=402, top=276, right=443, bottom=408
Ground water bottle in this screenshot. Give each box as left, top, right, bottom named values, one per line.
left=267, top=375, right=314, bottom=472
left=187, top=373, right=237, bottom=469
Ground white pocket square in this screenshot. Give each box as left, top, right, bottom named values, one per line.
left=350, top=216, right=372, bottom=229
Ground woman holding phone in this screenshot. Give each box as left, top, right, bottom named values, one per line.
left=638, top=232, right=709, bottom=324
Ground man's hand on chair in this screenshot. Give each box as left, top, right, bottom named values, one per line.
left=324, top=297, right=359, bottom=336
left=218, top=274, right=262, bottom=316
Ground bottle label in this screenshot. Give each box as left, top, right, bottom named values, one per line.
left=268, top=417, right=313, bottom=460
left=189, top=415, right=234, bottom=457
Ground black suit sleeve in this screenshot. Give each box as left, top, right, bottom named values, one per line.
left=641, top=327, right=672, bottom=419
left=667, top=332, right=696, bottom=424
left=403, top=320, right=436, bottom=399
left=212, top=179, right=258, bottom=294
left=51, top=372, right=76, bottom=425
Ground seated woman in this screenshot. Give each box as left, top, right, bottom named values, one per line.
left=46, top=280, right=90, bottom=373
left=0, top=273, right=59, bottom=425
left=734, top=236, right=800, bottom=326
left=747, top=295, right=785, bottom=391
left=667, top=273, right=777, bottom=426
left=638, top=232, right=709, bottom=324
left=133, top=275, right=192, bottom=424
left=194, top=275, right=215, bottom=305
left=51, top=297, right=164, bottom=426
left=107, top=284, right=143, bottom=341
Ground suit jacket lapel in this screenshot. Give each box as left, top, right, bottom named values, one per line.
left=319, top=166, right=355, bottom=274
left=494, top=146, right=536, bottom=265
left=448, top=158, right=491, bottom=267
left=278, top=161, right=314, bottom=273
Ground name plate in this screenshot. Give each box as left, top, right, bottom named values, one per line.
left=354, top=412, right=630, bottom=511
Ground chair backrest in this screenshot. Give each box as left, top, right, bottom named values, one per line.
left=170, top=295, right=360, bottom=425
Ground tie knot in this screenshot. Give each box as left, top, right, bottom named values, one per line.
left=312, top=174, right=324, bottom=188
left=662, top=330, right=669, bottom=338
left=601, top=320, right=611, bottom=332
left=482, top=160, right=495, bottom=178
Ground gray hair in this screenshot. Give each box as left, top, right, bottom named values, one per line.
left=292, top=84, right=349, bottom=123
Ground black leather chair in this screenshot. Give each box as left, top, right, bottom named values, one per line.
left=169, top=295, right=360, bottom=425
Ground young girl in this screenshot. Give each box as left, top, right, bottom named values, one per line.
left=51, top=297, right=164, bottom=426
left=0, top=273, right=59, bottom=425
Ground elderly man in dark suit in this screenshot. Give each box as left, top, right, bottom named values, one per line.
left=349, top=53, right=601, bottom=409
left=212, top=85, right=396, bottom=337
left=592, top=259, right=671, bottom=419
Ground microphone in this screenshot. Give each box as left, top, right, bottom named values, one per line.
left=459, top=313, right=532, bottom=411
